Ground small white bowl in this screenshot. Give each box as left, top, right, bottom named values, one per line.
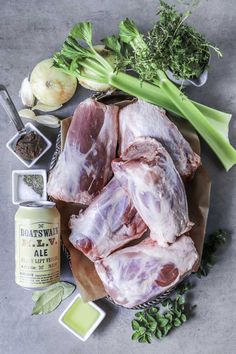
left=58, top=294, right=106, bottom=341
left=12, top=169, right=47, bottom=205
left=6, top=122, right=52, bottom=168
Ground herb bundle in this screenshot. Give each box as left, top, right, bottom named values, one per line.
left=146, top=1, right=221, bottom=80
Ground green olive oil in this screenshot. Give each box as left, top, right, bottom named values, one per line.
left=62, top=297, right=100, bottom=337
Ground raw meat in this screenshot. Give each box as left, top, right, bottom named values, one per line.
left=112, top=137, right=193, bottom=245
left=95, top=236, right=198, bottom=308
left=119, top=99, right=200, bottom=179
left=69, top=178, right=147, bottom=261
left=47, top=98, right=119, bottom=204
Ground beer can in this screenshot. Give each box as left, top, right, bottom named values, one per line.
left=15, top=201, right=61, bottom=289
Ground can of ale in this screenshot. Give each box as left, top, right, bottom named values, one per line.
left=15, top=201, right=61, bottom=289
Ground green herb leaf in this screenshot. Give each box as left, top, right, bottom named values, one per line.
left=148, top=321, right=157, bottom=333
left=131, top=320, right=140, bottom=331
left=155, top=328, right=163, bottom=339
left=139, top=326, right=146, bottom=335
left=32, top=287, right=64, bottom=315
left=60, top=282, right=76, bottom=300
left=32, top=281, right=76, bottom=315
left=131, top=331, right=141, bottom=340
left=159, top=318, right=169, bottom=327
left=174, top=318, right=182, bottom=327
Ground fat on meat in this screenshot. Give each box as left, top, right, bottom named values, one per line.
left=95, top=236, right=198, bottom=308
left=112, top=137, right=193, bottom=245
left=47, top=98, right=119, bottom=204
left=69, top=178, right=147, bottom=261
left=119, top=99, right=200, bottom=179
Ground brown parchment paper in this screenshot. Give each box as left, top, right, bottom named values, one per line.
left=53, top=96, right=211, bottom=302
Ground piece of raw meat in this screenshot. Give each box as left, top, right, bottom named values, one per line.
left=119, top=99, right=200, bottom=179
left=69, top=178, right=147, bottom=261
left=112, top=137, right=193, bottom=245
left=47, top=98, right=119, bottom=204
left=95, top=236, right=198, bottom=308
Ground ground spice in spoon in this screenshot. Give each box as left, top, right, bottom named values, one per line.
left=15, top=131, right=45, bottom=161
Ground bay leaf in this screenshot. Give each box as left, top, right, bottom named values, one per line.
left=31, top=281, right=76, bottom=315
left=60, top=282, right=76, bottom=300
left=32, top=286, right=64, bottom=315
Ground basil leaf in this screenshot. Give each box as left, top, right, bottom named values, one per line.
left=32, top=287, right=64, bottom=315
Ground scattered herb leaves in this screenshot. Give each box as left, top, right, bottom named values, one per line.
left=32, top=281, right=76, bottom=315
left=131, top=288, right=191, bottom=344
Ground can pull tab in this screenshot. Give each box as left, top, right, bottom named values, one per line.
left=0, top=85, right=26, bottom=135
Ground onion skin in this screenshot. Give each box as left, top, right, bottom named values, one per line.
left=30, top=58, right=77, bottom=106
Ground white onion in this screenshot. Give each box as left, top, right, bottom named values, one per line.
left=30, top=58, right=77, bottom=106
left=19, top=77, right=35, bottom=107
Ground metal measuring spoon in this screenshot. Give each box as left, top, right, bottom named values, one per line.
left=0, top=85, right=27, bottom=146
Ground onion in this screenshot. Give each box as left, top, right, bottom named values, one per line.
left=30, top=58, right=77, bottom=106
left=79, top=45, right=115, bottom=92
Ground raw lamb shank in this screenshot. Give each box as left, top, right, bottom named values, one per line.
left=112, top=137, right=193, bottom=245
left=69, top=178, right=147, bottom=261
left=47, top=98, right=119, bottom=204
left=119, top=99, right=200, bottom=179
left=95, top=236, right=199, bottom=308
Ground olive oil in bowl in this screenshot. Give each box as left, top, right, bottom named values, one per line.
left=58, top=294, right=105, bottom=341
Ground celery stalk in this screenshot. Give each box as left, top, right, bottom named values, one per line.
left=109, top=71, right=231, bottom=141
left=155, top=71, right=236, bottom=171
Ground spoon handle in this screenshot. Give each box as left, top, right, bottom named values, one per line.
left=0, top=85, right=26, bottom=133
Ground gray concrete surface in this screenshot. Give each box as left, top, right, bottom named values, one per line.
left=0, top=0, right=236, bottom=353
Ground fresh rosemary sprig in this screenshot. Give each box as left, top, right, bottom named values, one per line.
left=197, top=229, right=229, bottom=277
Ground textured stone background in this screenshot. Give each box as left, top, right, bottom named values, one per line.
left=0, top=1, right=236, bottom=353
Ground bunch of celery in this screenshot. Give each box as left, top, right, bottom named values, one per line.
left=53, top=22, right=236, bottom=170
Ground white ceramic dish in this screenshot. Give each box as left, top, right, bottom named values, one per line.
left=58, top=294, right=106, bottom=341
left=6, top=122, right=52, bottom=168
left=12, top=169, right=47, bottom=205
